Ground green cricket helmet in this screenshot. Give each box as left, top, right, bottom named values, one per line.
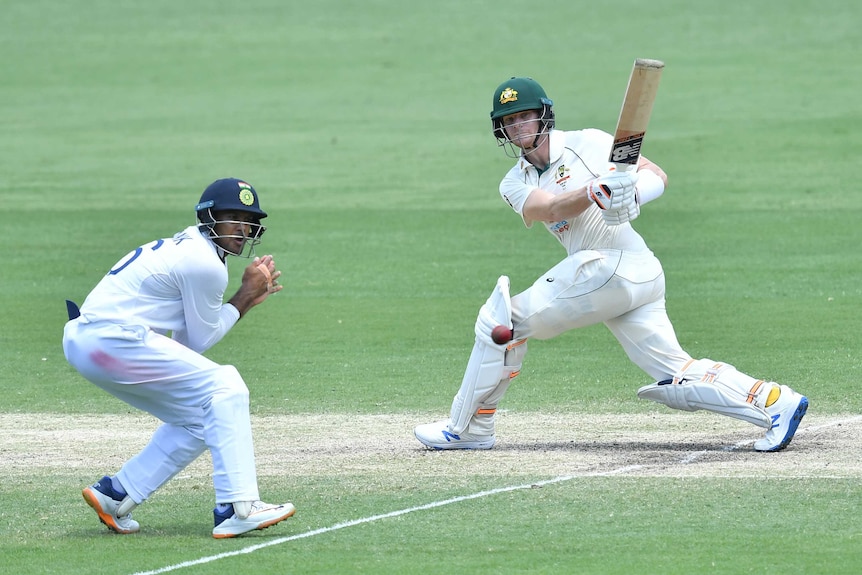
left=490, top=77, right=555, bottom=142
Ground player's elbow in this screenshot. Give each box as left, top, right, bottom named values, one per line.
left=185, top=329, right=223, bottom=354
left=655, top=167, right=668, bottom=188
left=638, top=157, right=668, bottom=188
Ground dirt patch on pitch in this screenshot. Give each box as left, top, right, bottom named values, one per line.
left=1, top=412, right=859, bottom=485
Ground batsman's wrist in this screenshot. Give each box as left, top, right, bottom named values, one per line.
left=635, top=169, right=664, bottom=205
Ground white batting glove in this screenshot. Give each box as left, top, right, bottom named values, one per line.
left=601, top=198, right=640, bottom=225
left=587, top=170, right=639, bottom=211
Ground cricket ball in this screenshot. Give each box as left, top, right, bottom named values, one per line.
left=491, top=325, right=513, bottom=345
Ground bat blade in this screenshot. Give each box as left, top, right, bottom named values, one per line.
left=609, top=58, right=665, bottom=171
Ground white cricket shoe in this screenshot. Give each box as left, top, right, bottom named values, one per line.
left=212, top=501, right=296, bottom=539
left=414, top=420, right=495, bottom=450
left=82, top=476, right=140, bottom=534
left=754, top=385, right=809, bottom=452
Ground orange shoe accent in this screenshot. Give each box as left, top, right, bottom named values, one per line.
left=212, top=506, right=296, bottom=539
left=82, top=488, right=136, bottom=534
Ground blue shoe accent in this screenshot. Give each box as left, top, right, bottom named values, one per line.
left=92, top=476, right=126, bottom=502
left=213, top=504, right=234, bottom=528
left=441, top=430, right=461, bottom=443
left=768, top=396, right=808, bottom=452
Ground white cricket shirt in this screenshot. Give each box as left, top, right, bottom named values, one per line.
left=78, top=225, right=240, bottom=353
left=499, top=128, right=649, bottom=255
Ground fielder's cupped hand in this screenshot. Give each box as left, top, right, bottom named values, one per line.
left=587, top=170, right=639, bottom=211
left=246, top=255, right=283, bottom=305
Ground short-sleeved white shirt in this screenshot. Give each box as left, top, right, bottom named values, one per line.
left=78, top=225, right=240, bottom=353
left=499, top=128, right=649, bottom=255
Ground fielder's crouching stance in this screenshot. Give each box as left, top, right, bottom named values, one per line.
left=414, top=76, right=808, bottom=452
left=63, top=178, right=295, bottom=538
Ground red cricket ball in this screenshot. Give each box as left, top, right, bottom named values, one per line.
left=491, top=325, right=513, bottom=345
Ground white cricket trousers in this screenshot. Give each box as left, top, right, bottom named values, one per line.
left=62, top=319, right=260, bottom=506
left=512, top=248, right=691, bottom=381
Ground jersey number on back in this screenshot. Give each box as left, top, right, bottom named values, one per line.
left=109, top=239, right=165, bottom=275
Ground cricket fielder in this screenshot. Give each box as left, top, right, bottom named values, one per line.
left=414, top=77, right=808, bottom=452
left=63, top=178, right=295, bottom=538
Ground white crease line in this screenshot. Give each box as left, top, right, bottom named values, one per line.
left=680, top=414, right=862, bottom=464
left=798, top=414, right=862, bottom=432
left=130, top=415, right=861, bottom=575
left=129, top=465, right=642, bottom=575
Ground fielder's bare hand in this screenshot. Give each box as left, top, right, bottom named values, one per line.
left=229, top=255, right=283, bottom=316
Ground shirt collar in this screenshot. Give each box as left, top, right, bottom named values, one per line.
left=518, top=130, right=564, bottom=174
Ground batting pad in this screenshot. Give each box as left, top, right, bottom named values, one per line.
left=449, top=276, right=518, bottom=435
left=637, top=358, right=772, bottom=428
left=474, top=275, right=513, bottom=346
left=449, top=339, right=507, bottom=434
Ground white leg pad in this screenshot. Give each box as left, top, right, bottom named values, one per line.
left=480, top=339, right=527, bottom=409
left=449, top=339, right=518, bottom=434
left=449, top=276, right=520, bottom=435
left=637, top=358, right=773, bottom=428
left=466, top=339, right=528, bottom=435
left=475, top=275, right=514, bottom=346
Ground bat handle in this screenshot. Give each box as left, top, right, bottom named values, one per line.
left=610, top=162, right=638, bottom=173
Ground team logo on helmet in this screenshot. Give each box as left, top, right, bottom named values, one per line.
left=499, top=87, right=518, bottom=105
left=237, top=182, right=255, bottom=206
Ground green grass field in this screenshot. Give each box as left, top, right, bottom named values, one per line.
left=2, top=1, right=861, bottom=573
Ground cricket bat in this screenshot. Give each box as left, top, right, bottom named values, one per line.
left=609, top=58, right=665, bottom=172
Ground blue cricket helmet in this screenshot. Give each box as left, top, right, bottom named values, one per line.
left=195, top=178, right=268, bottom=257
left=195, top=178, right=267, bottom=222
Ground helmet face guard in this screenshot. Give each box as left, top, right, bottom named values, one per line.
left=196, top=203, right=266, bottom=258
left=195, top=178, right=268, bottom=258
left=490, top=77, right=555, bottom=159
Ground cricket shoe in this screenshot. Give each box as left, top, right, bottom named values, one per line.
left=81, top=476, right=140, bottom=534
left=414, top=420, right=495, bottom=450
left=212, top=501, right=296, bottom=539
left=753, top=385, right=809, bottom=452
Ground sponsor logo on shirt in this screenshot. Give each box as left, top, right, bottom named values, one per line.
left=556, top=164, right=570, bottom=189
left=550, top=220, right=569, bottom=235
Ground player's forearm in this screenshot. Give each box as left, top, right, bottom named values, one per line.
left=523, top=186, right=592, bottom=223
left=181, top=305, right=240, bottom=353
left=635, top=156, right=667, bottom=205
left=637, top=156, right=667, bottom=186
left=227, top=289, right=258, bottom=318
left=542, top=188, right=593, bottom=221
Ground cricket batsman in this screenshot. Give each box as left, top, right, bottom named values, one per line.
left=414, top=77, right=808, bottom=452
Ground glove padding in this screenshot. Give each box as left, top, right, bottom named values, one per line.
left=587, top=170, right=639, bottom=211
left=601, top=198, right=640, bottom=225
